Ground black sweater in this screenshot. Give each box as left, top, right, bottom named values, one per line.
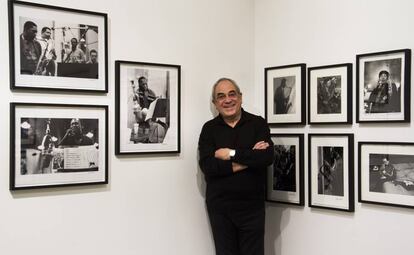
left=198, top=110, right=274, bottom=211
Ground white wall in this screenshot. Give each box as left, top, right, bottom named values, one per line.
left=0, top=0, right=254, bottom=254
left=255, top=1, right=414, bottom=255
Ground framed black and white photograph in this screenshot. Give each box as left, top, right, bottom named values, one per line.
left=356, top=49, right=411, bottom=123
left=265, top=64, right=306, bottom=125
left=9, top=0, right=108, bottom=92
left=308, top=134, right=354, bottom=212
left=10, top=103, right=108, bottom=190
left=308, top=63, right=352, bottom=124
left=267, top=134, right=304, bottom=205
left=359, top=142, right=414, bottom=209
left=115, top=60, right=180, bottom=155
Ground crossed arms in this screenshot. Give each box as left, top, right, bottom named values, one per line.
left=198, top=123, right=274, bottom=178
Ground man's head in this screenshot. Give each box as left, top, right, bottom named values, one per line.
left=23, top=21, right=38, bottom=41
left=383, top=157, right=390, bottom=166
left=41, top=27, right=51, bottom=39
left=280, top=78, right=287, bottom=88
left=333, top=84, right=341, bottom=96
left=70, top=118, right=82, bottom=136
left=212, top=78, right=243, bottom=120
left=70, top=38, right=78, bottom=49
left=90, top=49, right=98, bottom=63
left=379, top=70, right=390, bottom=83
left=138, top=76, right=148, bottom=91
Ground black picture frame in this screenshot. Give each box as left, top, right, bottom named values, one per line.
left=308, top=63, right=352, bottom=124
left=308, top=134, right=354, bottom=212
left=359, top=142, right=414, bottom=209
left=115, top=60, right=181, bottom=155
left=10, top=102, right=108, bottom=190
left=356, top=49, right=411, bottom=123
left=265, top=63, right=306, bottom=125
left=9, top=0, right=108, bottom=92
left=266, top=134, right=304, bottom=206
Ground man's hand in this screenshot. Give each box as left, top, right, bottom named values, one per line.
left=215, top=148, right=231, bottom=160
left=232, top=162, right=247, bottom=173
left=252, top=141, right=270, bottom=150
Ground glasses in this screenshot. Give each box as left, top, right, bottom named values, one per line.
left=215, top=91, right=239, bottom=102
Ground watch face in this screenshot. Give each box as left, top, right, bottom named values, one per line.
left=230, top=150, right=235, bottom=157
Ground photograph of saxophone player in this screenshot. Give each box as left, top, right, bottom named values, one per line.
left=20, top=117, right=99, bottom=175
left=19, top=16, right=99, bottom=78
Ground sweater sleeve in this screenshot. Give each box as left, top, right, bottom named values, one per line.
left=233, top=118, right=274, bottom=168
left=198, top=124, right=234, bottom=178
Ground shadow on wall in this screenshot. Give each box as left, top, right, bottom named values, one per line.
left=265, top=204, right=285, bottom=255
left=196, top=100, right=218, bottom=198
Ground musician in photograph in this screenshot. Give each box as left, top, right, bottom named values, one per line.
left=36, top=26, right=57, bottom=76
left=367, top=70, right=400, bottom=113
left=20, top=21, right=42, bottom=75
left=317, top=77, right=340, bottom=114
left=78, top=38, right=90, bottom=63
left=58, top=118, right=94, bottom=146
left=130, top=76, right=168, bottom=143
left=87, top=49, right=98, bottom=64
left=63, top=38, right=86, bottom=64
left=274, top=78, right=292, bottom=114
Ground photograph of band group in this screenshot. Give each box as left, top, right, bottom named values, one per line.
left=19, top=16, right=99, bottom=78
left=9, top=1, right=108, bottom=92
left=10, top=103, right=108, bottom=190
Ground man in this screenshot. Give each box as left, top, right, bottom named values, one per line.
left=317, top=77, right=336, bottom=114
left=367, top=70, right=399, bottom=113
left=274, top=78, right=292, bottom=114
left=198, top=78, right=274, bottom=255
left=380, top=157, right=396, bottom=181
left=78, top=38, right=90, bottom=63
left=134, top=76, right=157, bottom=109
left=64, top=38, right=86, bottom=63
left=58, top=118, right=94, bottom=146
left=87, top=49, right=98, bottom=64
left=131, top=76, right=167, bottom=144
left=328, top=82, right=341, bottom=113
left=36, top=27, right=57, bottom=76
left=20, top=21, right=42, bottom=75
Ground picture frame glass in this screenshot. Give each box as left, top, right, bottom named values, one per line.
left=309, top=65, right=350, bottom=123
left=309, top=135, right=351, bottom=210
left=358, top=51, right=409, bottom=122
left=117, top=61, right=180, bottom=154
left=265, top=65, right=304, bottom=124
left=267, top=135, right=303, bottom=205
left=360, top=143, right=414, bottom=207
left=12, top=104, right=107, bottom=189
left=11, top=1, right=107, bottom=91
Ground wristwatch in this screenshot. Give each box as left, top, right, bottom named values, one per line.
left=229, top=149, right=236, bottom=159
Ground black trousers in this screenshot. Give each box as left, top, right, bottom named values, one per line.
left=207, top=205, right=265, bottom=255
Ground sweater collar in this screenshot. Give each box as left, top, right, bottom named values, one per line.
left=215, top=108, right=251, bottom=127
